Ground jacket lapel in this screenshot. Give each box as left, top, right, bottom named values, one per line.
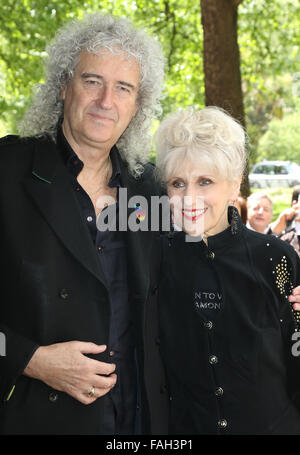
left=22, top=139, right=107, bottom=287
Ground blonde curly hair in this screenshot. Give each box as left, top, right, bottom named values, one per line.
left=155, top=106, right=248, bottom=182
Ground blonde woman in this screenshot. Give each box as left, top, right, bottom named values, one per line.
left=155, top=107, right=300, bottom=435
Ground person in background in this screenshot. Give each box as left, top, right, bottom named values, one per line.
left=246, top=192, right=274, bottom=234
left=246, top=191, right=299, bottom=236
left=280, top=185, right=300, bottom=255
left=154, top=106, right=300, bottom=435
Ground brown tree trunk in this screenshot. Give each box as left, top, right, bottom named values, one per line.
left=200, top=0, right=249, bottom=196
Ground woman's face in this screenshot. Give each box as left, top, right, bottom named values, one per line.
left=167, top=159, right=240, bottom=238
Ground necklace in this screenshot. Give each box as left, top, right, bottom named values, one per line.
left=202, top=232, right=208, bottom=244
left=89, top=158, right=112, bottom=196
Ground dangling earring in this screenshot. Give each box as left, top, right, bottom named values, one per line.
left=230, top=205, right=239, bottom=235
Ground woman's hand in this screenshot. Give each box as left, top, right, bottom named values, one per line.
left=289, top=286, right=300, bottom=311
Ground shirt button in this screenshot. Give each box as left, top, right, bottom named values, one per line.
left=109, top=350, right=115, bottom=357
left=218, top=419, right=227, bottom=429
left=59, top=288, right=68, bottom=299
left=49, top=392, right=58, bottom=402
left=87, top=216, right=93, bottom=222
left=208, top=251, right=215, bottom=260
left=98, top=245, right=103, bottom=251
left=215, top=387, right=224, bottom=397
left=204, top=320, right=213, bottom=329
left=209, top=355, right=218, bottom=365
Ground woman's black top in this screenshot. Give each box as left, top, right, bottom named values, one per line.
left=158, top=207, right=300, bottom=434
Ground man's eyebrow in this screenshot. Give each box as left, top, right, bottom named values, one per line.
left=81, top=72, right=102, bottom=80
left=81, top=73, right=137, bottom=90
left=118, top=80, right=137, bottom=90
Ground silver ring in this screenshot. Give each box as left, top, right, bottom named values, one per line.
left=88, top=386, right=95, bottom=398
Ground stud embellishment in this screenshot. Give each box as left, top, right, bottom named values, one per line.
left=230, top=206, right=239, bottom=235
left=274, top=256, right=291, bottom=295
left=273, top=256, right=300, bottom=327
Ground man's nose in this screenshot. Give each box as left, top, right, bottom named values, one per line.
left=258, top=207, right=264, bottom=214
left=97, top=85, right=113, bottom=110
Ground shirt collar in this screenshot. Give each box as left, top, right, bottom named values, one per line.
left=56, top=126, right=122, bottom=188
left=246, top=221, right=270, bottom=234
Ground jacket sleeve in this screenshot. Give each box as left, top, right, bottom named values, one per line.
left=279, top=245, right=300, bottom=408
left=0, top=322, right=39, bottom=402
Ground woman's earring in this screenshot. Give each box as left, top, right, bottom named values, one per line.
left=230, top=205, right=239, bottom=235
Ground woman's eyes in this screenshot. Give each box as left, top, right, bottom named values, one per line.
left=172, top=181, right=184, bottom=188
left=199, top=178, right=212, bottom=186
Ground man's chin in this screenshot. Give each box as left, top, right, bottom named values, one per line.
left=82, top=130, right=116, bottom=147
left=253, top=221, right=267, bottom=229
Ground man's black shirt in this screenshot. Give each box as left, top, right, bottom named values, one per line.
left=57, top=129, right=137, bottom=434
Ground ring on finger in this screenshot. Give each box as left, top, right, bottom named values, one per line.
left=88, top=386, right=95, bottom=398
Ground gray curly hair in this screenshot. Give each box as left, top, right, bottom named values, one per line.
left=19, top=13, right=165, bottom=175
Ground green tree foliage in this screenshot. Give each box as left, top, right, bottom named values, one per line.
left=0, top=0, right=300, bottom=167
left=0, top=0, right=204, bottom=134
left=133, top=0, right=204, bottom=115
left=0, top=0, right=88, bottom=134
left=256, top=110, right=300, bottom=163
left=238, top=0, right=300, bottom=163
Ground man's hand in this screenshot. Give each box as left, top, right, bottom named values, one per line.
left=289, top=285, right=300, bottom=312
left=23, top=341, right=117, bottom=404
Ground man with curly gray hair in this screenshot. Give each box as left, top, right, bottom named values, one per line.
left=0, top=13, right=167, bottom=435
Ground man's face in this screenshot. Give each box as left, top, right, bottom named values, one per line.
left=247, top=197, right=273, bottom=232
left=61, top=49, right=140, bottom=151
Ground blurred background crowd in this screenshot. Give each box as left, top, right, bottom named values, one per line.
left=235, top=184, right=300, bottom=255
